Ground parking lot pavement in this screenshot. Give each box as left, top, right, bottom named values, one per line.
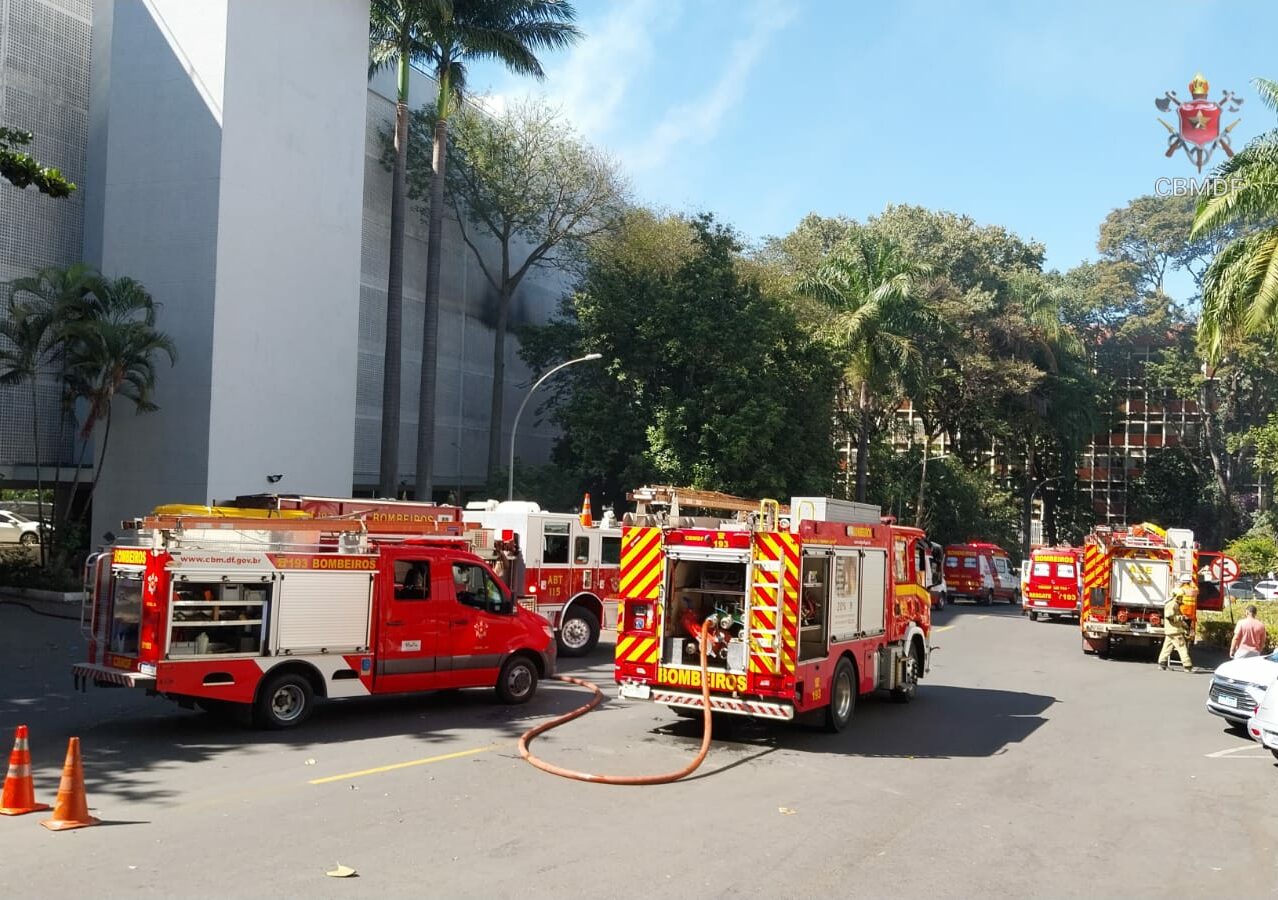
left=2, top=600, right=1276, bottom=898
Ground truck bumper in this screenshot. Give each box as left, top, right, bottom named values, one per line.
left=72, top=662, right=155, bottom=690
left=619, top=683, right=795, bottom=721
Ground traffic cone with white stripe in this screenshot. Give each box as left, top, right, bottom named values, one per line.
left=41, top=737, right=99, bottom=831
left=0, top=724, right=49, bottom=815
left=580, top=493, right=593, bottom=527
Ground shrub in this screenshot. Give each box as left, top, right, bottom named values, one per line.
left=1197, top=600, right=1278, bottom=650
left=0, top=548, right=81, bottom=592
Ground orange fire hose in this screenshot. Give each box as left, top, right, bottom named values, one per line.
left=518, top=618, right=715, bottom=785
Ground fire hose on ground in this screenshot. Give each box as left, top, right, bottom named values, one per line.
left=518, top=617, right=716, bottom=785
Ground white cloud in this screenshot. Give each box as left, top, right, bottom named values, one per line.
left=481, top=0, right=672, bottom=140
left=624, top=0, right=797, bottom=172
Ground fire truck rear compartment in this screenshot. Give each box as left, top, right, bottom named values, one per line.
left=662, top=558, right=747, bottom=672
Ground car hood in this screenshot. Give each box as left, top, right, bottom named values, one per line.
left=1214, top=655, right=1278, bottom=687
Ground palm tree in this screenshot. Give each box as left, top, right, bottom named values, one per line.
left=369, top=0, right=439, bottom=498
left=62, top=276, right=176, bottom=525
left=409, top=0, right=579, bottom=501
left=1192, top=77, right=1278, bottom=363
left=800, top=234, right=935, bottom=502
left=0, top=264, right=97, bottom=562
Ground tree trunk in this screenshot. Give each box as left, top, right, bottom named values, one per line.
left=378, top=68, right=410, bottom=498
left=855, top=380, right=870, bottom=503
left=486, top=265, right=513, bottom=480
left=1020, top=448, right=1037, bottom=562
left=915, top=423, right=936, bottom=528
left=415, top=115, right=448, bottom=501
left=1199, top=376, right=1233, bottom=540
left=29, top=378, right=46, bottom=567
left=76, top=408, right=113, bottom=530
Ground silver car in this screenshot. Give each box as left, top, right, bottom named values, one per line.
left=0, top=510, right=43, bottom=545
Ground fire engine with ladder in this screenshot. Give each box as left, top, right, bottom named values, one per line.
left=225, top=493, right=619, bottom=657
left=1080, top=522, right=1222, bottom=658
left=462, top=496, right=620, bottom=657
left=71, top=500, right=557, bottom=728
left=614, top=487, right=934, bottom=732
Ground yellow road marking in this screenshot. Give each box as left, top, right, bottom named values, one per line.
left=309, top=746, right=492, bottom=784
left=934, top=624, right=956, bottom=632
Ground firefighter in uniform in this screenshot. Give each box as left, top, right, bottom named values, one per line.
left=1158, top=574, right=1196, bottom=672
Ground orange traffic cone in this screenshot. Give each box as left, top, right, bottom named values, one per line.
left=0, top=725, right=49, bottom=816
left=41, top=737, right=99, bottom=831
left=580, top=493, right=593, bottom=528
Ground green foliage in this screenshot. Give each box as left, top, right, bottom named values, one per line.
left=1225, top=528, right=1278, bottom=576
left=1127, top=446, right=1213, bottom=532
left=0, top=127, right=75, bottom=198
left=1198, top=602, right=1278, bottom=649
left=2, top=265, right=176, bottom=550
left=520, top=211, right=839, bottom=509
left=0, top=548, right=80, bottom=591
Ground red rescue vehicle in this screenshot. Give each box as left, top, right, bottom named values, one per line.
left=943, top=542, right=1018, bottom=605
left=72, top=506, right=555, bottom=727
left=463, top=498, right=621, bottom=657
left=614, top=488, right=933, bottom=732
left=1021, top=546, right=1084, bottom=621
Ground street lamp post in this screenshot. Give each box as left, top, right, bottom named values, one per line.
left=1024, top=475, right=1063, bottom=556
left=507, top=353, right=602, bottom=501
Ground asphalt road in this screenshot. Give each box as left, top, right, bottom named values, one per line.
left=3, top=598, right=1276, bottom=898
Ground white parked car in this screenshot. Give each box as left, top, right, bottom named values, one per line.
left=0, top=510, right=43, bottom=545
left=1253, top=580, right=1278, bottom=600
left=1206, top=651, right=1278, bottom=726
left=1247, top=681, right=1278, bottom=761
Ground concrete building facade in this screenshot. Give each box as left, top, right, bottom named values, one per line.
left=0, top=0, right=92, bottom=480
left=0, top=1, right=568, bottom=537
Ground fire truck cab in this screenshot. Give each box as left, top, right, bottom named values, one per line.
left=943, top=542, right=1018, bottom=605
left=72, top=507, right=555, bottom=728
left=463, top=500, right=621, bottom=657
left=614, top=488, right=934, bottom=732
left=1022, top=546, right=1084, bottom=621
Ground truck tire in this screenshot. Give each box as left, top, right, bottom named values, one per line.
left=981, top=590, right=993, bottom=606
left=1028, top=610, right=1039, bottom=622
left=496, top=654, right=538, bottom=705
left=824, top=658, right=857, bottom=733
left=254, top=671, right=315, bottom=729
left=557, top=608, right=600, bottom=657
left=891, top=643, right=923, bottom=704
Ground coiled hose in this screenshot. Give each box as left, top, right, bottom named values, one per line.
left=518, top=618, right=715, bottom=785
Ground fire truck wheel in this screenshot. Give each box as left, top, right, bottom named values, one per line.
left=824, top=658, right=857, bottom=733
left=557, top=609, right=601, bottom=657
left=1028, top=610, right=1039, bottom=622
left=981, top=590, right=992, bottom=606
left=496, top=654, right=539, bottom=705
left=891, top=644, right=923, bottom=704
left=255, top=671, right=315, bottom=729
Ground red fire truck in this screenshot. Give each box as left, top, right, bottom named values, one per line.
left=1022, top=546, right=1083, bottom=621
left=613, top=488, right=934, bottom=732
left=1080, top=522, right=1221, bottom=658
left=463, top=498, right=621, bottom=657
left=72, top=508, right=555, bottom=728
left=943, top=542, right=1018, bottom=605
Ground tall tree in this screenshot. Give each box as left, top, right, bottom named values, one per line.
left=0, top=126, right=75, bottom=197
left=62, top=277, right=176, bottom=525
left=520, top=211, right=838, bottom=505
left=1193, top=77, right=1278, bottom=362
left=1, top=265, right=99, bottom=555
left=799, top=234, right=937, bottom=502
left=404, top=99, right=627, bottom=480
left=407, top=0, right=580, bottom=501
left=369, top=0, right=438, bottom=498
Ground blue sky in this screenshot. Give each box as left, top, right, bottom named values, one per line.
left=470, top=0, right=1278, bottom=303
